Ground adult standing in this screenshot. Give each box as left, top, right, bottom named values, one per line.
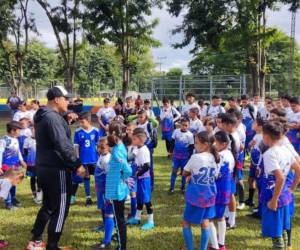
left=26, top=86, right=85, bottom=250
left=6, top=91, right=21, bottom=118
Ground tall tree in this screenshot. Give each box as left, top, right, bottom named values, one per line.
left=36, top=0, right=80, bottom=93
left=83, top=0, right=161, bottom=98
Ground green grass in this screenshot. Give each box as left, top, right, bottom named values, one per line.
left=0, top=120, right=299, bottom=250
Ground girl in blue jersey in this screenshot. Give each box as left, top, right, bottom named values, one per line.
left=160, top=97, right=181, bottom=157
left=209, top=131, right=236, bottom=250
left=182, top=131, right=220, bottom=250
left=260, top=121, right=300, bottom=249
left=170, top=118, right=194, bottom=193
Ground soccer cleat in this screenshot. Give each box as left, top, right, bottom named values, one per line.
left=70, top=196, right=76, bottom=205
left=12, top=198, right=21, bottom=207
left=127, top=218, right=140, bottom=225
left=26, top=240, right=46, bottom=250
left=0, top=240, right=8, bottom=249
left=85, top=198, right=93, bottom=207
left=245, top=199, right=255, bottom=207
left=91, top=243, right=112, bottom=249
left=92, top=224, right=105, bottom=232
left=237, top=203, right=245, bottom=210
left=141, top=222, right=154, bottom=231
left=36, top=191, right=43, bottom=204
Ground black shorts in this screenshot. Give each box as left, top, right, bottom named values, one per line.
left=83, top=164, right=96, bottom=177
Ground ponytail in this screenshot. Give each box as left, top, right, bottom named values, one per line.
left=196, top=131, right=220, bottom=164
left=228, top=133, right=238, bottom=177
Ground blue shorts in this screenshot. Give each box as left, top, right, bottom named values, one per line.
left=249, top=166, right=257, bottom=178
left=96, top=191, right=105, bottom=210
left=231, top=178, right=236, bottom=194
left=72, top=172, right=84, bottom=184
left=215, top=204, right=226, bottom=219
left=261, top=204, right=291, bottom=238
left=172, top=158, right=189, bottom=170
left=183, top=203, right=215, bottom=224
left=235, top=169, right=244, bottom=181
left=129, top=178, right=137, bottom=193
left=137, top=178, right=151, bottom=204
left=289, top=194, right=295, bottom=218
left=104, top=200, right=113, bottom=215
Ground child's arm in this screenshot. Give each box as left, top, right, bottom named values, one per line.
left=127, top=114, right=138, bottom=123
left=182, top=170, right=191, bottom=177
left=136, top=163, right=150, bottom=177
left=289, top=161, right=300, bottom=192
left=268, top=169, right=284, bottom=211
left=172, top=107, right=181, bottom=123
left=149, top=117, right=159, bottom=128
left=249, top=139, right=256, bottom=149
left=18, top=151, right=27, bottom=168
left=74, top=145, right=79, bottom=159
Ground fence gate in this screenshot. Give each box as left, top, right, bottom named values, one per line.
left=151, top=75, right=246, bottom=106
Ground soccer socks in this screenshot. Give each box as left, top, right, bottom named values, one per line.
left=200, top=228, right=210, bottom=250
left=218, top=220, right=226, bottom=246
left=170, top=172, right=177, bottom=190
left=104, top=217, right=114, bottom=245
left=209, top=222, right=219, bottom=249
left=182, top=227, right=194, bottom=250
left=10, top=186, right=16, bottom=199
left=135, top=210, right=142, bottom=221
left=147, top=213, right=154, bottom=224
left=248, top=188, right=255, bottom=203
left=130, top=197, right=137, bottom=218
left=228, top=212, right=236, bottom=227
left=83, top=179, right=91, bottom=198
left=181, top=175, right=186, bottom=190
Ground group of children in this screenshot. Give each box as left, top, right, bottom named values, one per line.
left=0, top=93, right=300, bottom=250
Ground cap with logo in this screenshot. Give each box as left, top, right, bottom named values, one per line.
left=46, top=86, right=72, bottom=100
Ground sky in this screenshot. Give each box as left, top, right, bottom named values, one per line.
left=29, top=2, right=299, bottom=74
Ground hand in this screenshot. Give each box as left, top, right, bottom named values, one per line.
left=76, top=165, right=86, bottom=178
left=21, top=161, right=27, bottom=169
left=267, top=199, right=278, bottom=211
left=67, top=112, right=78, bottom=124
left=0, top=168, right=3, bottom=175
left=105, top=126, right=109, bottom=132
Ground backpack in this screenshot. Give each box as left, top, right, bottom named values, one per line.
left=147, top=122, right=158, bottom=148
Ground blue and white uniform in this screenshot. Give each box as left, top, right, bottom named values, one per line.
left=215, top=149, right=235, bottom=219
left=127, top=145, right=137, bottom=193
left=23, top=136, right=36, bottom=176
left=181, top=103, right=200, bottom=118
left=260, top=145, right=295, bottom=238
left=286, top=111, right=300, bottom=154
left=203, top=105, right=225, bottom=119
left=189, top=118, right=205, bottom=135
left=249, top=133, right=263, bottom=178
left=241, top=105, right=257, bottom=150
left=0, top=135, right=23, bottom=171
left=96, top=107, right=116, bottom=137
left=183, top=152, right=218, bottom=224
left=160, top=106, right=180, bottom=141
left=94, top=153, right=111, bottom=210
left=18, top=128, right=32, bottom=159
left=172, top=129, right=194, bottom=170
left=135, top=145, right=151, bottom=204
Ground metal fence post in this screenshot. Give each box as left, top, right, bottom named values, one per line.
left=179, top=75, right=183, bottom=109
left=209, top=75, right=213, bottom=101
left=243, top=74, right=246, bottom=95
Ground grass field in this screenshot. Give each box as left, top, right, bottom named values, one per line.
left=0, top=120, right=299, bottom=250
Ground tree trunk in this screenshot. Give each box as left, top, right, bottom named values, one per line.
left=15, top=52, right=25, bottom=98
left=122, top=59, right=129, bottom=99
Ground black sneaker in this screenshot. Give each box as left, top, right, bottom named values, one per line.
left=245, top=199, right=255, bottom=207
left=5, top=204, right=18, bottom=211
left=12, top=198, right=21, bottom=207
left=85, top=198, right=93, bottom=207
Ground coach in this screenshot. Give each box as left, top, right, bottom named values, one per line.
left=27, top=86, right=85, bottom=250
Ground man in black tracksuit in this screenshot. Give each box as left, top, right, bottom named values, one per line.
left=27, top=86, right=85, bottom=250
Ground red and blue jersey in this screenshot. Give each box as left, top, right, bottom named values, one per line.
left=184, top=152, right=218, bottom=208
left=74, top=127, right=99, bottom=165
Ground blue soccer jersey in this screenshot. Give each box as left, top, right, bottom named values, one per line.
left=74, top=127, right=99, bottom=164
left=0, top=135, right=23, bottom=169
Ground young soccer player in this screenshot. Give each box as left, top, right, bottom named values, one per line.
left=203, top=117, right=216, bottom=135
left=188, top=107, right=205, bottom=135
left=182, top=131, right=220, bottom=250
left=93, top=137, right=113, bottom=248
left=28, top=100, right=40, bottom=124
left=18, top=117, right=32, bottom=159
left=97, top=98, right=116, bottom=137
left=169, top=118, right=194, bottom=194
left=0, top=169, right=24, bottom=249
left=244, top=118, right=264, bottom=209
left=123, top=96, right=136, bottom=124
left=280, top=95, right=293, bottom=118
left=286, top=97, right=300, bottom=154
left=13, top=101, right=30, bottom=122
left=23, top=127, right=42, bottom=204
left=181, top=93, right=200, bottom=118
left=0, top=121, right=26, bottom=209
left=241, top=95, right=257, bottom=151
left=72, top=111, right=99, bottom=206
left=160, top=97, right=181, bottom=157
left=260, top=121, right=300, bottom=250
left=128, top=110, right=158, bottom=190
left=105, top=122, right=132, bottom=250
left=209, top=131, right=236, bottom=250
left=204, top=95, right=225, bottom=119
left=127, top=128, right=154, bottom=230
left=143, top=99, right=156, bottom=120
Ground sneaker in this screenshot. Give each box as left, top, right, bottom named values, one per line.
left=237, top=203, right=245, bottom=210
left=5, top=204, right=18, bottom=211
left=26, top=240, right=46, bottom=250
left=12, top=198, right=21, bottom=207
left=168, top=189, right=174, bottom=195
left=252, top=207, right=259, bottom=213
left=245, top=199, right=255, bottom=207
left=36, top=191, right=43, bottom=203
left=127, top=218, right=140, bottom=225
left=141, top=222, right=154, bottom=231
left=0, top=240, right=8, bottom=249
left=70, top=196, right=76, bottom=205
left=92, top=225, right=105, bottom=232
left=91, top=243, right=112, bottom=249
left=85, top=198, right=93, bottom=207
left=226, top=224, right=236, bottom=230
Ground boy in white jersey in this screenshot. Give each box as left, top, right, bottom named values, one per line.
left=203, top=95, right=225, bottom=119
left=181, top=93, right=200, bottom=118
left=188, top=107, right=204, bottom=135
left=96, top=98, right=116, bottom=137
